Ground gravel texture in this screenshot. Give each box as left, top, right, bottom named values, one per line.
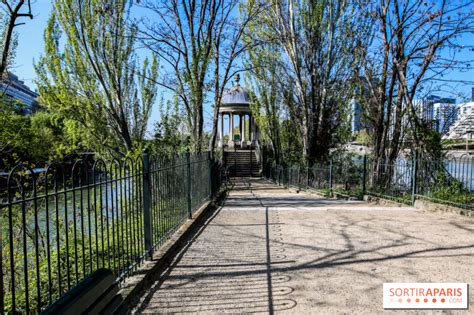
left=133, top=178, right=474, bottom=314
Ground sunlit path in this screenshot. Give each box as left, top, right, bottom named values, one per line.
left=133, top=178, right=474, bottom=313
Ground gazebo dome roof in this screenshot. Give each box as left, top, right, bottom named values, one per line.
left=221, top=74, right=250, bottom=107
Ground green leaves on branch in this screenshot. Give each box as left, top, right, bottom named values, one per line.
left=244, top=0, right=368, bottom=164
left=35, top=0, right=158, bottom=157
left=0, top=99, right=83, bottom=167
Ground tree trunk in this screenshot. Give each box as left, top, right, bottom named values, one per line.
left=0, top=2, right=24, bottom=77
left=209, top=105, right=219, bottom=154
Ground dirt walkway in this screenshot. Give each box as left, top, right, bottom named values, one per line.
left=133, top=178, right=474, bottom=314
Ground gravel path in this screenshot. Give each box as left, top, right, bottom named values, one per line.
left=133, top=178, right=474, bottom=314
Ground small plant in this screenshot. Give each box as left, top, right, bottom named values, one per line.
left=425, top=170, right=473, bottom=207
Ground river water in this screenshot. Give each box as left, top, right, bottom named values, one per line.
left=445, top=160, right=474, bottom=192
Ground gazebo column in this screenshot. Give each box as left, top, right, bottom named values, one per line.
left=249, top=114, right=252, bottom=142
left=238, top=114, right=242, bottom=140
left=241, top=114, right=247, bottom=148
left=245, top=114, right=248, bottom=140
left=248, top=114, right=252, bottom=146
left=241, top=114, right=246, bottom=142
left=253, top=116, right=258, bottom=144
left=250, top=116, right=254, bottom=142
left=249, top=115, right=253, bottom=143
left=229, top=113, right=234, bottom=147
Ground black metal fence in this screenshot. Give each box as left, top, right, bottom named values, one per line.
left=263, top=155, right=364, bottom=197
left=417, top=154, right=474, bottom=207
left=265, top=165, right=332, bottom=191
left=263, top=153, right=474, bottom=209
left=366, top=156, right=414, bottom=204
left=0, top=150, right=220, bottom=314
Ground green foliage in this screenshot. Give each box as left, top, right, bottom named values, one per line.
left=0, top=99, right=32, bottom=166
left=35, top=0, right=158, bottom=156
left=403, top=121, right=444, bottom=160
left=244, top=0, right=368, bottom=164
left=0, top=8, right=19, bottom=76
left=353, top=130, right=371, bottom=146
left=151, top=96, right=190, bottom=156
left=245, top=38, right=286, bottom=163
left=426, top=169, right=473, bottom=207
left=29, top=111, right=84, bottom=161
left=280, top=119, right=304, bottom=165
left=0, top=97, right=88, bottom=167
left=1, top=192, right=146, bottom=313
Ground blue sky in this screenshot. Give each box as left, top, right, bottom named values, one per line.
left=11, top=1, right=166, bottom=133
left=9, top=2, right=51, bottom=91
left=10, top=1, right=474, bottom=132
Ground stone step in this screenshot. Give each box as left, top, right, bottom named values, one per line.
left=226, top=159, right=257, bottom=162
left=225, top=161, right=260, bottom=163
left=224, top=151, right=261, bottom=178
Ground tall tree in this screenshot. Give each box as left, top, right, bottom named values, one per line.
left=245, top=42, right=284, bottom=164
left=35, top=0, right=158, bottom=155
left=138, top=0, right=262, bottom=152
left=0, top=0, right=33, bottom=78
left=139, top=0, right=218, bottom=151
left=359, top=0, right=474, bottom=168
left=247, top=0, right=370, bottom=163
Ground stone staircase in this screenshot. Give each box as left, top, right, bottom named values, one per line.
left=224, top=150, right=261, bottom=177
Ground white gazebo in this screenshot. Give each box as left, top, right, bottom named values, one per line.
left=218, top=74, right=258, bottom=149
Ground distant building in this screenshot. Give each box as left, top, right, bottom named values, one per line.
left=413, top=95, right=457, bottom=134
left=433, top=98, right=457, bottom=134
left=0, top=72, right=39, bottom=114
left=351, top=91, right=463, bottom=137
left=414, top=94, right=439, bottom=124
left=444, top=102, right=474, bottom=140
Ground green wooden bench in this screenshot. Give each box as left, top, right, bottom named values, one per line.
left=42, top=269, right=128, bottom=315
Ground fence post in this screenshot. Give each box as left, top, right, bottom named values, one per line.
left=250, top=146, right=252, bottom=178
left=287, top=167, right=291, bottom=188
left=279, top=166, right=282, bottom=186
left=307, top=167, right=310, bottom=190
left=329, top=159, right=333, bottom=191
left=0, top=224, right=3, bottom=313
left=208, top=151, right=213, bottom=198
left=142, top=148, right=153, bottom=258
left=362, top=155, right=367, bottom=196
left=411, top=151, right=418, bottom=205
left=186, top=151, right=192, bottom=219
left=297, top=165, right=301, bottom=190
